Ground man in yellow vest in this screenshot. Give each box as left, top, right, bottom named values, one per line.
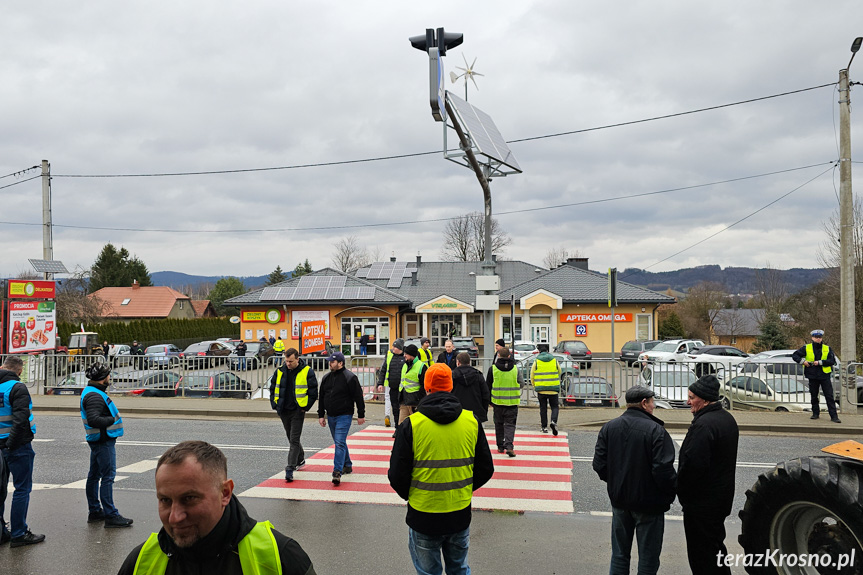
left=486, top=347, right=523, bottom=457
left=417, top=337, right=435, bottom=367
left=531, top=344, right=561, bottom=435
left=118, top=440, right=316, bottom=574
left=388, top=363, right=494, bottom=575
left=792, top=329, right=840, bottom=423
left=269, top=348, right=318, bottom=482
left=273, top=337, right=286, bottom=366
left=399, top=344, right=428, bottom=424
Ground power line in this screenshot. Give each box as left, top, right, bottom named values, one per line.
left=0, top=161, right=834, bottom=234
left=0, top=175, right=40, bottom=191
left=0, top=166, right=40, bottom=181
left=51, top=83, right=836, bottom=179
left=621, top=165, right=835, bottom=280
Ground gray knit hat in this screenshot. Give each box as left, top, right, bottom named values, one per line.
left=393, top=338, right=405, bottom=350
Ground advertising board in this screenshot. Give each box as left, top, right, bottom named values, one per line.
left=7, top=301, right=56, bottom=353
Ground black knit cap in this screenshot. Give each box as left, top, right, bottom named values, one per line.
left=625, top=386, right=655, bottom=404
left=404, top=344, right=419, bottom=357
left=495, top=338, right=505, bottom=347
left=689, top=374, right=720, bottom=402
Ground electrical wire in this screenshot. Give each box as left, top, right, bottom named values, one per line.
left=51, top=83, right=836, bottom=179
left=0, top=175, right=40, bottom=191
left=0, top=166, right=40, bottom=180
left=620, top=164, right=835, bottom=279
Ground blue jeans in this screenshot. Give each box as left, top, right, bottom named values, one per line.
left=1, top=443, right=35, bottom=538
left=409, top=526, right=471, bottom=575
left=610, top=506, right=664, bottom=575
left=86, top=441, right=119, bottom=517
left=238, top=356, right=247, bottom=371
left=327, top=414, right=353, bottom=473
left=359, top=345, right=367, bottom=356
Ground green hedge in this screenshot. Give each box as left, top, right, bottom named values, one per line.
left=58, top=317, right=236, bottom=348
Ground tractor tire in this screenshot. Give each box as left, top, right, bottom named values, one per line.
left=738, top=456, right=863, bottom=574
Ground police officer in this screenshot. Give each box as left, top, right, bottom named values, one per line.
left=792, top=329, right=840, bottom=423
left=269, top=348, right=318, bottom=482
left=81, top=362, right=133, bottom=527
left=417, top=337, right=435, bottom=367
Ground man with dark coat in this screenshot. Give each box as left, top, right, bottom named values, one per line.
left=388, top=363, right=494, bottom=575
left=378, top=339, right=406, bottom=427
left=130, top=340, right=145, bottom=369
left=678, top=374, right=739, bottom=575
left=317, top=352, right=365, bottom=486
left=593, top=386, right=677, bottom=575
left=436, top=340, right=458, bottom=369
left=269, top=348, right=318, bottom=482
left=234, top=340, right=248, bottom=371
left=118, top=441, right=316, bottom=575
left=451, top=352, right=489, bottom=422
left=792, top=328, right=840, bottom=422
left=398, top=344, right=428, bottom=423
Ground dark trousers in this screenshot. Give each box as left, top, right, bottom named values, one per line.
left=389, top=386, right=401, bottom=426
left=683, top=510, right=731, bottom=575
left=537, top=394, right=559, bottom=428
left=86, top=440, right=119, bottom=518
left=492, top=404, right=518, bottom=450
left=1, top=443, right=35, bottom=538
left=279, top=408, right=306, bottom=471
left=808, top=378, right=838, bottom=419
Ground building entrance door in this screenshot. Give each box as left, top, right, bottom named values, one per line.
left=531, top=325, right=550, bottom=344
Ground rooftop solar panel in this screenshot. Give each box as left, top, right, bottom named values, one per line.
left=357, top=287, right=375, bottom=299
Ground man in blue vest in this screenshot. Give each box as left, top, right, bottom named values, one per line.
left=270, top=348, right=318, bottom=482
left=389, top=362, right=494, bottom=575
left=0, top=356, right=45, bottom=547
left=81, top=362, right=133, bottom=528
left=792, top=329, right=840, bottom=423
left=118, top=440, right=316, bottom=574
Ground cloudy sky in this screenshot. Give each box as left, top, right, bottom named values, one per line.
left=1, top=1, right=860, bottom=281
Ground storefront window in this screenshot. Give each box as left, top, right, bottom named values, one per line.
left=468, top=314, right=483, bottom=336
left=430, top=314, right=462, bottom=348
left=340, top=317, right=390, bottom=356
left=502, top=316, right=523, bottom=343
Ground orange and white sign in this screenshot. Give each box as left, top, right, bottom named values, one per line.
left=300, top=320, right=327, bottom=354
left=560, top=313, right=632, bottom=323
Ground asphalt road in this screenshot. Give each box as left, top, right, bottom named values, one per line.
left=1, top=414, right=841, bottom=574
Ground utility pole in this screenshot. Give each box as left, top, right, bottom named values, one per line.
left=41, top=159, right=54, bottom=280
left=839, top=37, right=861, bottom=415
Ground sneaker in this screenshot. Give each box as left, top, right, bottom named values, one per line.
left=104, top=515, right=134, bottom=529
left=832, top=418, right=842, bottom=424
left=810, top=414, right=819, bottom=420
left=342, top=466, right=353, bottom=475
left=296, top=460, right=306, bottom=470
left=385, top=415, right=391, bottom=427
left=87, top=510, right=106, bottom=524
left=506, top=449, right=516, bottom=458
left=10, top=531, right=45, bottom=547
left=1, top=531, right=10, bottom=545
left=497, top=448, right=505, bottom=454
left=541, top=427, right=548, bottom=434
left=332, top=472, right=342, bottom=486
left=391, top=432, right=396, bottom=439
left=285, top=471, right=294, bottom=483
left=550, top=422, right=558, bottom=436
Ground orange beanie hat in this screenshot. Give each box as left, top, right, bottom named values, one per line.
left=425, top=363, right=453, bottom=393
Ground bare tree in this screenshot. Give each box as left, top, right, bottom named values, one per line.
left=753, top=262, right=788, bottom=315
left=54, top=266, right=115, bottom=324
left=331, top=235, right=371, bottom=272
left=676, top=281, right=731, bottom=343
left=440, top=212, right=511, bottom=262
left=543, top=246, right=583, bottom=269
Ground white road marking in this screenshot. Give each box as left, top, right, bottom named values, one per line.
left=32, top=438, right=55, bottom=442
left=570, top=455, right=776, bottom=469
left=117, top=459, right=159, bottom=473
left=587, top=510, right=683, bottom=521
left=116, top=440, right=320, bottom=453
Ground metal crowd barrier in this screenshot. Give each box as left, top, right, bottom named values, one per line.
left=841, top=361, right=862, bottom=407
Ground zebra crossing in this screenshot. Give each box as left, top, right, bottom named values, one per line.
left=240, top=425, right=574, bottom=513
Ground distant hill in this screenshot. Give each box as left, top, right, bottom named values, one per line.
left=619, top=265, right=830, bottom=295
left=150, top=271, right=272, bottom=291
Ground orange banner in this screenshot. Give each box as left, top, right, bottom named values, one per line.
left=300, top=320, right=327, bottom=354
left=560, top=313, right=632, bottom=323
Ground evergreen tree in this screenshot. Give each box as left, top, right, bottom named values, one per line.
left=208, top=277, right=247, bottom=316
left=751, top=311, right=790, bottom=353
left=658, top=311, right=685, bottom=339
left=294, top=259, right=313, bottom=277
left=265, top=265, right=288, bottom=286
left=89, top=243, right=152, bottom=293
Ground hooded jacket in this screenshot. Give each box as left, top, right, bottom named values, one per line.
left=117, top=495, right=316, bottom=575
left=530, top=351, right=561, bottom=394
left=485, top=356, right=524, bottom=397
left=388, top=392, right=494, bottom=536
left=269, top=359, right=318, bottom=413
left=0, top=369, right=33, bottom=451
left=451, top=364, right=490, bottom=422
left=81, top=381, right=118, bottom=444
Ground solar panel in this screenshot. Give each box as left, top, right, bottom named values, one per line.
left=309, top=287, right=328, bottom=299
left=387, top=275, right=403, bottom=288
left=331, top=276, right=346, bottom=288
left=445, top=92, right=521, bottom=173
left=325, top=287, right=343, bottom=299
left=342, top=287, right=360, bottom=299
left=367, top=262, right=385, bottom=279
left=28, top=259, right=69, bottom=274
left=357, top=287, right=375, bottom=299
left=355, top=268, right=369, bottom=278
left=260, top=287, right=281, bottom=301
left=297, top=276, right=315, bottom=287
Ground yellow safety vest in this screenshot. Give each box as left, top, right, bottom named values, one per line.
left=273, top=340, right=285, bottom=353
left=491, top=366, right=520, bottom=406
left=132, top=521, right=282, bottom=575
left=408, top=409, right=478, bottom=513
left=418, top=347, right=434, bottom=367
left=805, top=344, right=832, bottom=374
left=532, top=358, right=561, bottom=394
left=400, top=360, right=424, bottom=394
left=274, top=365, right=310, bottom=408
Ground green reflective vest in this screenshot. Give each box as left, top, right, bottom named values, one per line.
left=418, top=347, right=434, bottom=367
left=805, top=343, right=832, bottom=374
left=491, top=366, right=520, bottom=406
left=274, top=365, right=310, bottom=408
left=532, top=358, right=561, bottom=394
left=273, top=340, right=285, bottom=353
left=408, top=409, right=478, bottom=513
left=400, top=360, right=424, bottom=394
left=132, top=521, right=282, bottom=575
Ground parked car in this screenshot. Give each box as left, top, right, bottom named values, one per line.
left=685, top=345, right=749, bottom=378
left=619, top=340, right=661, bottom=366
left=512, top=340, right=540, bottom=362
left=402, top=338, right=423, bottom=349
left=517, top=353, right=579, bottom=388
left=562, top=376, right=620, bottom=407
left=108, top=344, right=132, bottom=367
left=144, top=344, right=182, bottom=369
left=182, top=341, right=235, bottom=368
left=637, top=364, right=698, bottom=409
left=720, top=369, right=828, bottom=412
left=45, top=370, right=98, bottom=395
left=451, top=337, right=480, bottom=359
left=638, top=339, right=705, bottom=367
left=229, top=341, right=274, bottom=369
left=180, top=371, right=252, bottom=399
left=553, top=340, right=593, bottom=368
left=110, top=369, right=183, bottom=397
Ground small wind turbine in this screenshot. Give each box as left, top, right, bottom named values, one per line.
left=449, top=54, right=483, bottom=101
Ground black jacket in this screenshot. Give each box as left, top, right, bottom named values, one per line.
left=485, top=357, right=523, bottom=400
left=269, top=359, right=318, bottom=413
left=436, top=351, right=458, bottom=369
left=388, top=392, right=494, bottom=536
left=377, top=350, right=406, bottom=388
left=791, top=341, right=837, bottom=381
left=82, top=381, right=119, bottom=444
left=592, top=408, right=677, bottom=514
left=0, top=369, right=34, bottom=451
left=317, top=367, right=365, bottom=419
left=677, top=402, right=739, bottom=517
left=117, top=495, right=315, bottom=575
left=235, top=342, right=247, bottom=357
left=451, top=365, right=490, bottom=422
left=399, top=358, right=427, bottom=407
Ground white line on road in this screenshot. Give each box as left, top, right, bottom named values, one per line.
left=116, top=440, right=321, bottom=453
left=570, top=455, right=775, bottom=469
left=117, top=459, right=159, bottom=473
